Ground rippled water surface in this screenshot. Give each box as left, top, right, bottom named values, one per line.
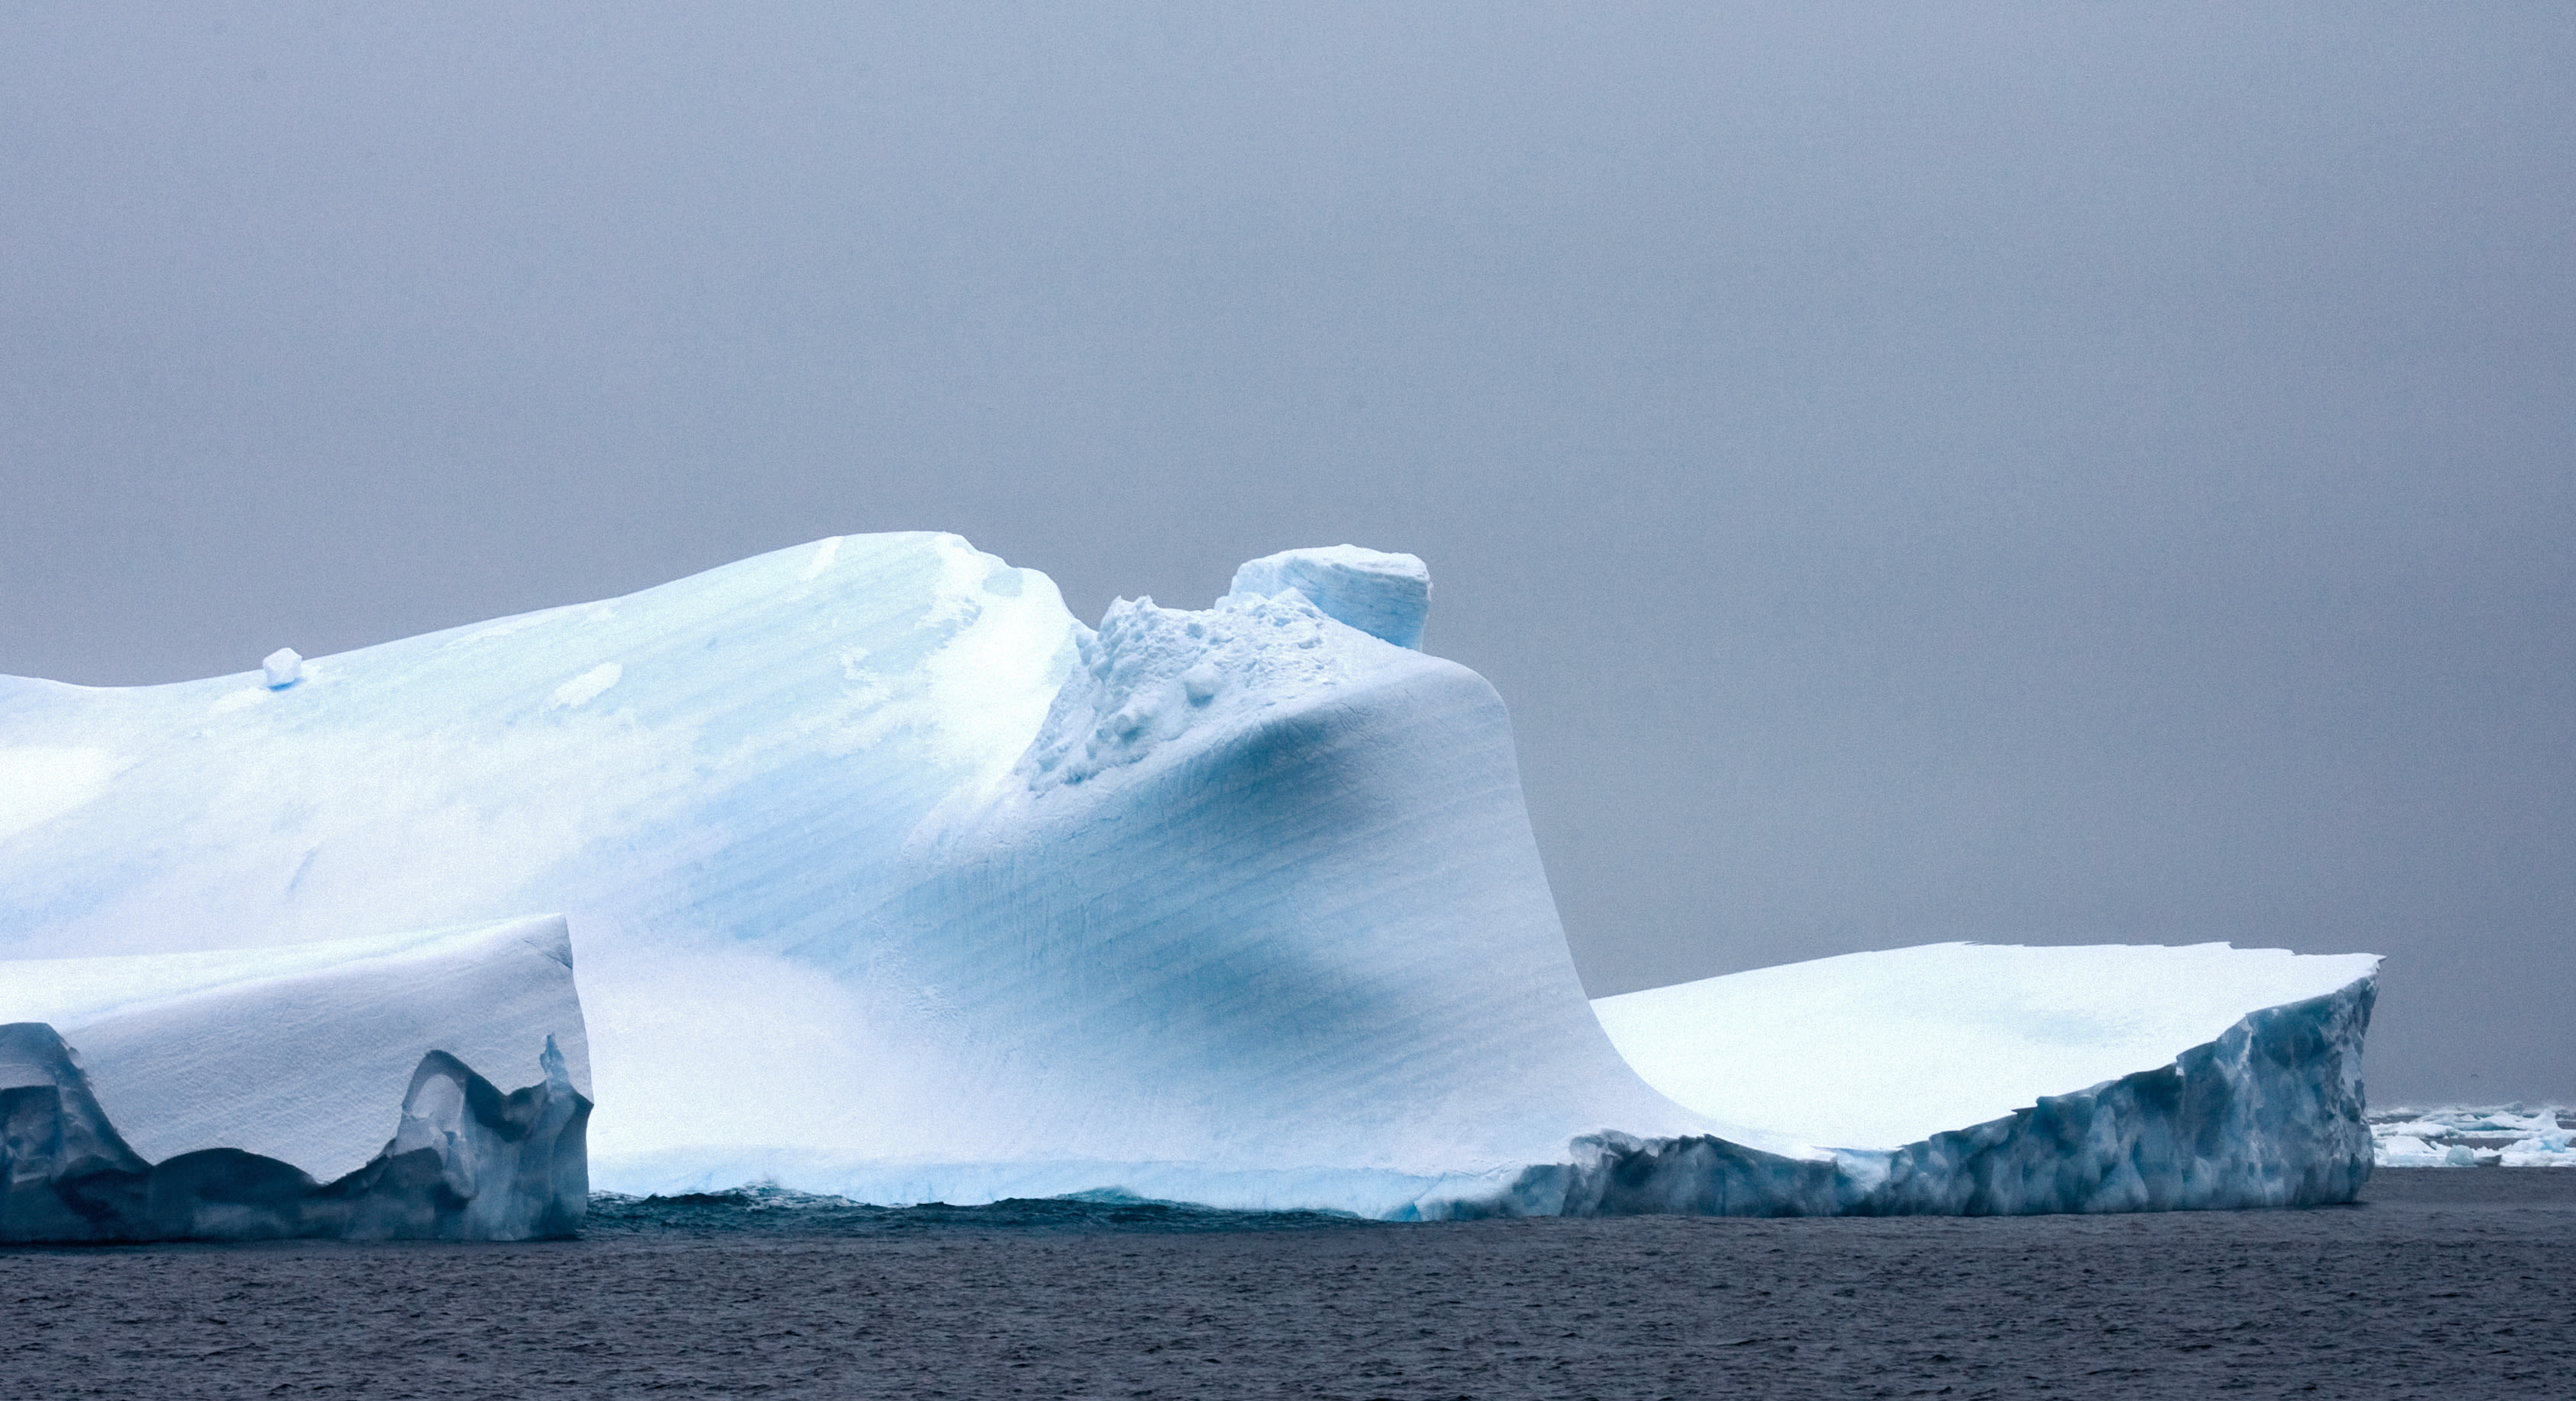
left=5, top=1170, right=2568, bottom=1398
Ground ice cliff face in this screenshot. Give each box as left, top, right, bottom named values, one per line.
left=0, top=918, right=589, bottom=1241
left=0, top=534, right=2383, bottom=1219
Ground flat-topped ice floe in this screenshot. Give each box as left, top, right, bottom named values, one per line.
left=1593, top=943, right=2381, bottom=1150
left=1565, top=944, right=2380, bottom=1214
left=0, top=533, right=2382, bottom=1218
left=0, top=916, right=590, bottom=1241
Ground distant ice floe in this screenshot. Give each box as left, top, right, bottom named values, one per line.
left=2371, top=1105, right=2575, bottom=1167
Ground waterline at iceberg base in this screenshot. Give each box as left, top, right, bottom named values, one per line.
left=0, top=535, right=2380, bottom=1230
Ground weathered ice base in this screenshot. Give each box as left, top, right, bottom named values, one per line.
left=0, top=1023, right=589, bottom=1243
left=1444, top=979, right=2375, bottom=1218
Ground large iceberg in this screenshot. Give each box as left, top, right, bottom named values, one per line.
left=0, top=916, right=589, bottom=1241
left=0, top=534, right=2380, bottom=1218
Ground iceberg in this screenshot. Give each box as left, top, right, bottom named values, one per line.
left=0, top=916, right=590, bottom=1240
left=1575, top=944, right=2380, bottom=1214
left=0, top=533, right=2381, bottom=1217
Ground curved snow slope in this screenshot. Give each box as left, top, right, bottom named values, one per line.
left=1591, top=943, right=2382, bottom=1150
left=0, top=534, right=1706, bottom=1214
left=0, top=914, right=589, bottom=1182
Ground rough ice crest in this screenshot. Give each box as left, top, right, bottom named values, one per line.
left=1019, top=587, right=1412, bottom=790
left=1229, top=545, right=1430, bottom=649
left=263, top=647, right=302, bottom=688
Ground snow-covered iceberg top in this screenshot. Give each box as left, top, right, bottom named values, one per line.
left=1591, top=943, right=2381, bottom=1150
left=1228, top=544, right=1430, bottom=649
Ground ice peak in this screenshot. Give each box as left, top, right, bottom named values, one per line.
left=1227, top=545, right=1429, bottom=649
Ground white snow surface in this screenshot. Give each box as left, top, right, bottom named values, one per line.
left=0, top=914, right=588, bottom=1182
left=1590, top=943, right=2382, bottom=1150
left=0, top=533, right=1716, bottom=1215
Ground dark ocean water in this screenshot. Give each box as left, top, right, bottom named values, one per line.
left=5, top=1169, right=2568, bottom=1399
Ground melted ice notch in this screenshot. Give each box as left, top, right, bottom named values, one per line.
left=1229, top=545, right=1430, bottom=649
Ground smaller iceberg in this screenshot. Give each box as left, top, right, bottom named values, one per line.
left=0, top=915, right=590, bottom=1241
left=1556, top=943, right=2383, bottom=1215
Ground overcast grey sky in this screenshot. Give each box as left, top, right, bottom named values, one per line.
left=4, top=4, right=2568, bottom=1102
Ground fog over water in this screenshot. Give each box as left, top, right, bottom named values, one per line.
left=4, top=5, right=2568, bottom=1102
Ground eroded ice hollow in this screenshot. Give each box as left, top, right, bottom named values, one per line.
left=0, top=535, right=2380, bottom=1218
left=0, top=917, right=590, bottom=1241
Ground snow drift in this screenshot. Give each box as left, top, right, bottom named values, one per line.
left=0, top=535, right=2380, bottom=1218
left=0, top=917, right=589, bottom=1241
